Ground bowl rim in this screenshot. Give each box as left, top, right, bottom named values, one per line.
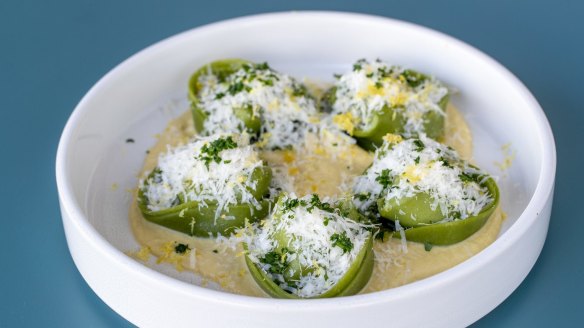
left=56, top=11, right=556, bottom=310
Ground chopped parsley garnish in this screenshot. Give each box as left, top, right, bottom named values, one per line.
left=333, top=73, right=342, bottom=79
left=414, top=156, right=420, bottom=164
left=292, top=84, right=307, bottom=97
left=402, top=69, right=426, bottom=88
left=424, top=242, right=433, bottom=252
left=375, top=81, right=383, bottom=89
left=330, top=232, right=354, bottom=254
left=377, top=66, right=391, bottom=78
left=375, top=169, right=393, bottom=189
left=282, top=195, right=334, bottom=214
left=255, top=62, right=270, bottom=70
left=282, top=198, right=299, bottom=211
left=355, top=192, right=371, bottom=201
left=439, top=157, right=453, bottom=168
left=225, top=63, right=279, bottom=94
left=459, top=172, right=474, bottom=183
left=260, top=251, right=287, bottom=275
left=227, top=81, right=245, bottom=95
left=174, top=243, right=190, bottom=254
left=352, top=58, right=367, bottom=72
left=246, top=72, right=257, bottom=82
left=413, top=139, right=425, bottom=151
left=150, top=167, right=163, bottom=184
left=286, top=281, right=298, bottom=290
left=215, top=92, right=225, bottom=99
left=197, top=136, right=238, bottom=168
left=212, top=249, right=218, bottom=254
left=307, top=194, right=334, bottom=213
left=366, top=72, right=374, bottom=78
left=259, top=78, right=274, bottom=86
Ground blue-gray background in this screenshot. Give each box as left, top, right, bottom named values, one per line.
left=1, top=0, right=581, bottom=326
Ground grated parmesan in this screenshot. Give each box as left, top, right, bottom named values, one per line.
left=196, top=63, right=320, bottom=150
left=139, top=134, right=266, bottom=221
left=331, top=59, right=448, bottom=137
left=353, top=135, right=493, bottom=222
left=246, top=194, right=371, bottom=298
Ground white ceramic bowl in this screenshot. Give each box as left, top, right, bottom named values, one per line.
left=56, top=12, right=556, bottom=327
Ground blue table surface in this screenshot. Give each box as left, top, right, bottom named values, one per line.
left=1, top=0, right=582, bottom=326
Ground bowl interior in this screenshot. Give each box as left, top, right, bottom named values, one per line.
left=61, top=13, right=545, bottom=293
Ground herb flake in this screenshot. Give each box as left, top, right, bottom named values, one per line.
left=424, top=242, right=433, bottom=252
left=174, top=243, right=190, bottom=254
left=307, top=194, right=334, bottom=213
left=227, top=81, right=245, bottom=95
left=330, top=232, right=354, bottom=254
left=375, top=169, right=393, bottom=189
left=197, top=136, right=238, bottom=168
left=459, top=172, right=474, bottom=183
left=413, top=139, right=425, bottom=152
left=260, top=251, right=287, bottom=275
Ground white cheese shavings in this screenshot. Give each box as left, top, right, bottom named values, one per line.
left=353, top=135, right=492, bottom=222
left=140, top=134, right=264, bottom=221
left=197, top=63, right=320, bottom=150
left=331, top=59, right=448, bottom=137
left=246, top=194, right=370, bottom=298
left=394, top=220, right=408, bottom=253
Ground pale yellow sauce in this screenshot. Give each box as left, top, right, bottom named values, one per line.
left=128, top=104, right=503, bottom=297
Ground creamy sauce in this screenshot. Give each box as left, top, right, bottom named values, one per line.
left=128, top=104, right=503, bottom=297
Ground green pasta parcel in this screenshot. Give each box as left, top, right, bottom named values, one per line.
left=353, top=134, right=499, bottom=245
left=188, top=59, right=319, bottom=150
left=323, top=59, right=449, bottom=150
left=244, top=194, right=374, bottom=298
left=138, top=134, right=272, bottom=237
